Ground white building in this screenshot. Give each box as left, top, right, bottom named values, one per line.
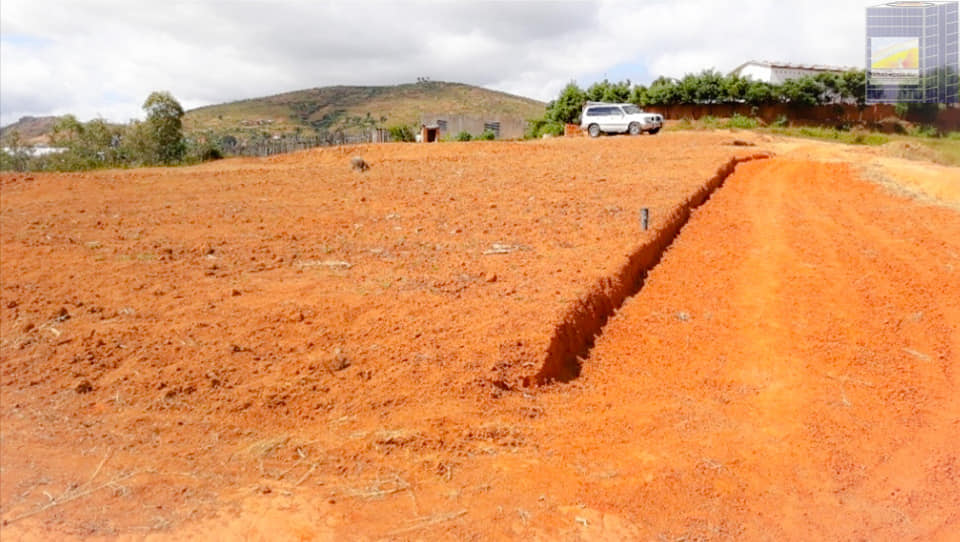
left=730, top=60, right=856, bottom=84
left=1, top=145, right=66, bottom=157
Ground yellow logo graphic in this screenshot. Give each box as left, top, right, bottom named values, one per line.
left=871, top=38, right=920, bottom=69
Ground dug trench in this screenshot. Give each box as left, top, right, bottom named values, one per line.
left=529, top=151, right=773, bottom=385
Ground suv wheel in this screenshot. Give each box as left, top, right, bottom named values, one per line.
left=648, top=127, right=661, bottom=135
left=587, top=124, right=601, bottom=138
left=628, top=122, right=641, bottom=136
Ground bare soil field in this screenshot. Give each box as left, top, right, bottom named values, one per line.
left=1, top=132, right=958, bottom=540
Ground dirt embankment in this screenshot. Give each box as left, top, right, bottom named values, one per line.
left=1, top=134, right=760, bottom=538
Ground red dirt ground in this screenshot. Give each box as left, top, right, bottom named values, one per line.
left=1, top=134, right=958, bottom=539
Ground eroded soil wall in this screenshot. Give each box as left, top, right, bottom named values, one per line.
left=533, top=153, right=771, bottom=384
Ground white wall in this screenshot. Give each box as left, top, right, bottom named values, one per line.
left=769, top=67, right=824, bottom=85
left=738, top=64, right=773, bottom=82
left=739, top=64, right=841, bottom=85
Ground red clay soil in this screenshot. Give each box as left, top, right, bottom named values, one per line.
left=1, top=134, right=758, bottom=539
left=528, top=158, right=960, bottom=540
left=2, top=138, right=958, bottom=540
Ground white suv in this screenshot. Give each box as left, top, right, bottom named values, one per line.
left=580, top=103, right=663, bottom=137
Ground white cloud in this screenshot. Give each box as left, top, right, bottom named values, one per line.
left=1, top=0, right=871, bottom=126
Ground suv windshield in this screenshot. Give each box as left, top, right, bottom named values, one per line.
left=622, top=105, right=642, bottom=114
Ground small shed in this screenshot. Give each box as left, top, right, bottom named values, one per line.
left=421, top=124, right=440, bottom=143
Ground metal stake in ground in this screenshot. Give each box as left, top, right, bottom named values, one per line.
left=640, top=208, right=649, bottom=231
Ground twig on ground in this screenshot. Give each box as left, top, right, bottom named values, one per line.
left=3, top=471, right=138, bottom=525
left=85, top=449, right=112, bottom=487
left=387, top=509, right=468, bottom=536
left=294, top=464, right=317, bottom=487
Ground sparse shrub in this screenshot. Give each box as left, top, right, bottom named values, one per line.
left=877, top=116, right=908, bottom=134
left=350, top=156, right=369, bottom=171
left=726, top=114, right=759, bottom=129
left=701, top=115, right=719, bottom=129
left=478, top=129, right=496, bottom=141
left=455, top=131, right=472, bottom=142
left=670, top=118, right=694, bottom=131
left=909, top=124, right=939, bottom=138
left=773, top=114, right=789, bottom=128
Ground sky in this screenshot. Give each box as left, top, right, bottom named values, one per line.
left=0, top=0, right=875, bottom=126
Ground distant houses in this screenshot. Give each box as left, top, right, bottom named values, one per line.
left=1, top=145, right=66, bottom=157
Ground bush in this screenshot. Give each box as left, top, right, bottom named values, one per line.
left=701, top=115, right=719, bottom=129
left=478, top=129, right=496, bottom=141
left=455, top=131, right=472, bottom=142
left=527, top=119, right=564, bottom=139
left=773, top=115, right=789, bottom=128
left=200, top=146, right=223, bottom=161
left=726, top=114, right=759, bottom=129
left=388, top=125, right=415, bottom=142
left=909, top=124, right=939, bottom=138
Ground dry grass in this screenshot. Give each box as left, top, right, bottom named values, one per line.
left=3, top=450, right=140, bottom=525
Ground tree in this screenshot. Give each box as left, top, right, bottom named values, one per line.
left=630, top=85, right=649, bottom=106
left=744, top=80, right=777, bottom=105
left=691, top=70, right=725, bottom=103
left=143, top=91, right=185, bottom=164
left=586, top=79, right=631, bottom=103
left=119, top=120, right=155, bottom=166
left=49, top=115, right=123, bottom=169
left=722, top=74, right=750, bottom=103
left=840, top=70, right=867, bottom=108
left=779, top=77, right=829, bottom=107
left=546, top=82, right=587, bottom=124
left=647, top=77, right=682, bottom=105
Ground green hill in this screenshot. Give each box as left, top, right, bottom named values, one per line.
left=183, top=81, right=545, bottom=141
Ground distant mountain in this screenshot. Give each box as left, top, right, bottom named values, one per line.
left=183, top=81, right=546, bottom=139
left=0, top=116, right=63, bottom=145
left=1, top=82, right=547, bottom=146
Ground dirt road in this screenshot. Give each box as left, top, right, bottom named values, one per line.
left=528, top=158, right=960, bottom=539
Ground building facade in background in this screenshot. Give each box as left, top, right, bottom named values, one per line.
left=866, top=1, right=959, bottom=103
left=730, top=61, right=855, bottom=84
left=418, top=114, right=526, bottom=141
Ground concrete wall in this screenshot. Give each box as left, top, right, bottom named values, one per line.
left=420, top=114, right=527, bottom=139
